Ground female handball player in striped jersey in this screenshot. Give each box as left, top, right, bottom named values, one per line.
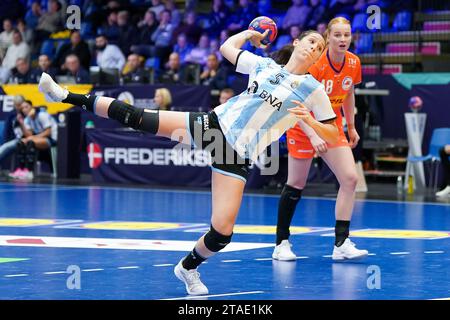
left=273, top=17, right=368, bottom=262
left=39, top=28, right=338, bottom=295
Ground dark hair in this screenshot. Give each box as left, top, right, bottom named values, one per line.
left=270, top=30, right=323, bottom=65
left=24, top=100, right=33, bottom=106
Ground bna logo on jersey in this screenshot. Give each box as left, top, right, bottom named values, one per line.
left=342, top=76, right=353, bottom=91
left=118, top=91, right=134, bottom=105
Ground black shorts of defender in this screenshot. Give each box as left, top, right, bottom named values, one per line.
left=187, top=111, right=251, bottom=182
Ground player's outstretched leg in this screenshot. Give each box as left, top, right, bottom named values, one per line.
left=38, top=72, right=160, bottom=135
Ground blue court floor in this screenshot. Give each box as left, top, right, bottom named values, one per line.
left=0, top=182, right=449, bottom=300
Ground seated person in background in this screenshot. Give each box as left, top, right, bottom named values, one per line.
left=8, top=58, right=37, bottom=84
left=0, top=95, right=26, bottom=171
left=219, top=88, right=234, bottom=104
left=0, top=29, right=30, bottom=84
left=160, top=52, right=184, bottom=84
left=151, top=88, right=172, bottom=111
left=275, top=25, right=301, bottom=50
left=200, top=54, right=228, bottom=90
left=9, top=100, right=58, bottom=181
left=122, top=54, right=149, bottom=84
left=60, top=54, right=90, bottom=84
left=32, top=54, right=58, bottom=82
left=282, top=0, right=312, bottom=31
left=185, top=34, right=211, bottom=66
left=95, top=34, right=126, bottom=72
left=173, top=34, right=193, bottom=64
left=436, top=145, right=450, bottom=198
left=53, top=30, right=91, bottom=72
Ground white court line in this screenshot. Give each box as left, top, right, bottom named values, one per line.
left=322, top=255, right=333, bottom=258
left=296, top=256, right=309, bottom=259
left=117, top=266, right=140, bottom=270
left=254, top=258, right=272, bottom=261
left=161, top=291, right=265, bottom=300
left=368, top=253, right=376, bottom=256
left=390, top=252, right=410, bottom=255
left=43, top=271, right=67, bottom=275
left=153, top=264, right=174, bottom=267
left=221, top=260, right=241, bottom=263
left=424, top=251, right=445, bottom=254
left=5, top=274, right=28, bottom=277
left=82, top=268, right=104, bottom=272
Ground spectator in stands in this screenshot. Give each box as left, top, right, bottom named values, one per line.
left=185, top=34, right=211, bottom=66
left=317, top=21, right=327, bottom=34
left=122, top=54, right=149, bottom=84
left=0, top=19, right=14, bottom=59
left=151, top=9, right=175, bottom=63
left=0, top=30, right=30, bottom=84
left=165, top=0, right=182, bottom=27
left=275, top=25, right=301, bottom=50
left=219, top=29, right=230, bottom=45
left=207, top=0, right=231, bottom=38
left=0, top=95, right=26, bottom=171
left=306, top=0, right=327, bottom=29
left=117, top=10, right=137, bottom=56
left=436, top=145, right=450, bottom=198
left=326, top=0, right=358, bottom=20
left=282, top=0, right=312, bottom=31
left=8, top=58, right=37, bottom=84
left=25, top=1, right=42, bottom=30
left=200, top=54, right=228, bottom=90
left=17, top=19, right=33, bottom=48
left=160, top=52, right=184, bottom=84
left=32, top=54, right=58, bottom=81
left=99, top=11, right=120, bottom=42
left=54, top=30, right=91, bottom=72
left=152, top=88, right=172, bottom=111
left=172, top=11, right=203, bottom=46
left=62, top=54, right=90, bottom=84
left=150, top=0, right=166, bottom=20
left=227, top=0, right=259, bottom=32
left=135, top=10, right=158, bottom=49
left=33, top=0, right=64, bottom=54
left=173, top=34, right=194, bottom=64
left=9, top=100, right=58, bottom=181
left=209, top=38, right=222, bottom=62
left=219, top=88, right=234, bottom=104
left=95, top=34, right=126, bottom=72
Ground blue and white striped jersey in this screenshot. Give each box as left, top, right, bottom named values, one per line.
left=214, top=50, right=336, bottom=161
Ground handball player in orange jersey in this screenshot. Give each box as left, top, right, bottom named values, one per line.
left=273, top=17, right=368, bottom=261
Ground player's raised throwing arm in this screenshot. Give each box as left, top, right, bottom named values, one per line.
left=220, top=29, right=269, bottom=66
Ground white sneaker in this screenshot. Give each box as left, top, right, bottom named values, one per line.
left=174, top=259, right=209, bottom=296
left=332, top=238, right=368, bottom=261
left=272, top=240, right=297, bottom=261
left=436, top=186, right=450, bottom=197
left=38, top=72, right=68, bottom=102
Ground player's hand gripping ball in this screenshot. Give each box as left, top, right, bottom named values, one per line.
left=248, top=16, right=278, bottom=46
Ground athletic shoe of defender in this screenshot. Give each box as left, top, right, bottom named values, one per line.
left=332, top=238, right=368, bottom=261
left=436, top=185, right=450, bottom=197
left=272, top=240, right=297, bottom=261
left=38, top=72, right=68, bottom=102
left=174, top=259, right=209, bottom=296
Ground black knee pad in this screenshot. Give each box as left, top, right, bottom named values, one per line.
left=107, top=100, right=144, bottom=130
left=204, top=225, right=233, bottom=252
left=107, top=100, right=159, bottom=134
left=138, top=109, right=159, bottom=134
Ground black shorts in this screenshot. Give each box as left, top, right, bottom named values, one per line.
left=186, top=111, right=250, bottom=182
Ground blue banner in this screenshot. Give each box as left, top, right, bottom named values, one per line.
left=85, top=129, right=212, bottom=187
